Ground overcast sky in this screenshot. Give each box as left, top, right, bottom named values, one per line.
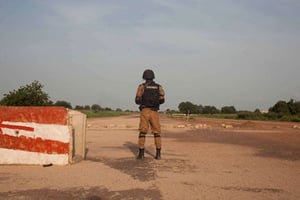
left=1, top=0, right=299, bottom=111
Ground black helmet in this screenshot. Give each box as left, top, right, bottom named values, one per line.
left=142, top=69, right=155, bottom=80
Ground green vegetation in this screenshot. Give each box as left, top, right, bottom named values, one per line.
left=174, top=100, right=300, bottom=122
left=54, top=100, right=72, bottom=109
left=177, top=101, right=236, bottom=115
left=0, top=81, right=132, bottom=114
left=200, top=114, right=238, bottom=119
left=1, top=80, right=299, bottom=122
left=0, top=80, right=51, bottom=106
left=80, top=110, right=132, bottom=118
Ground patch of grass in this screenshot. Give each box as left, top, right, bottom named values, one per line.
left=200, top=114, right=238, bottom=119
left=169, top=113, right=238, bottom=120
left=279, top=115, right=300, bottom=122
left=79, top=110, right=132, bottom=118
left=169, top=112, right=300, bottom=122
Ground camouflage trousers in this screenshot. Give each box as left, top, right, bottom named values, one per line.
left=138, top=108, right=161, bottom=149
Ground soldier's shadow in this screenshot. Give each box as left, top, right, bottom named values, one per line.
left=123, top=141, right=155, bottom=158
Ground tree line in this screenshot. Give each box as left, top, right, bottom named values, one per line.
left=0, top=80, right=120, bottom=112
left=177, top=101, right=237, bottom=114
left=1, top=80, right=299, bottom=121
left=177, top=100, right=300, bottom=115
left=175, top=100, right=300, bottom=122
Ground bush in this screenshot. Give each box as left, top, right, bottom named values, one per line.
left=0, top=80, right=51, bottom=106
left=237, top=111, right=267, bottom=120
left=54, top=100, right=72, bottom=109
left=279, top=115, right=300, bottom=122
left=80, top=110, right=130, bottom=118
left=264, top=112, right=279, bottom=121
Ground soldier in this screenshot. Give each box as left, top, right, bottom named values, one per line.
left=135, top=69, right=165, bottom=160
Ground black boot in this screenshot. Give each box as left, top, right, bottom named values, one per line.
left=155, top=148, right=161, bottom=160
left=137, top=148, right=144, bottom=160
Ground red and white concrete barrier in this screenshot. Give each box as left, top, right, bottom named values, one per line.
left=0, top=107, right=71, bottom=165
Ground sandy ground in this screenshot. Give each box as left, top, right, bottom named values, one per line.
left=0, top=114, right=300, bottom=200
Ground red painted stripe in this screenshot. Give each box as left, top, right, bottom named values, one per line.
left=0, top=133, right=69, bottom=154
left=0, top=123, right=34, bottom=132
left=0, top=107, right=68, bottom=125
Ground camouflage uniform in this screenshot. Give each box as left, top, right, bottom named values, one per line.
left=135, top=70, right=165, bottom=160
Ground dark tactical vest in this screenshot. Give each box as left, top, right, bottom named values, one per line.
left=141, top=82, right=160, bottom=110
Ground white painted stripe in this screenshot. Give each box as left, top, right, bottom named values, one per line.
left=2, top=121, right=70, bottom=143
left=0, top=148, right=69, bottom=165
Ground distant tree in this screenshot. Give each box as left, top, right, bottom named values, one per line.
left=84, top=105, right=91, bottom=110
left=196, top=104, right=204, bottom=114
left=54, top=100, right=72, bottom=109
left=287, top=99, right=298, bottom=115
left=0, top=80, right=51, bottom=106
left=116, top=108, right=122, bottom=112
left=254, top=108, right=261, bottom=113
left=295, top=101, right=300, bottom=114
left=221, top=106, right=237, bottom=114
left=75, top=105, right=84, bottom=110
left=91, top=104, right=102, bottom=111
left=178, top=102, right=190, bottom=114
left=178, top=101, right=199, bottom=114
left=203, top=105, right=220, bottom=114
left=269, top=100, right=290, bottom=115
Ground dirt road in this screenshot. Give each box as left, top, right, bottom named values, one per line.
left=0, top=114, right=300, bottom=199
